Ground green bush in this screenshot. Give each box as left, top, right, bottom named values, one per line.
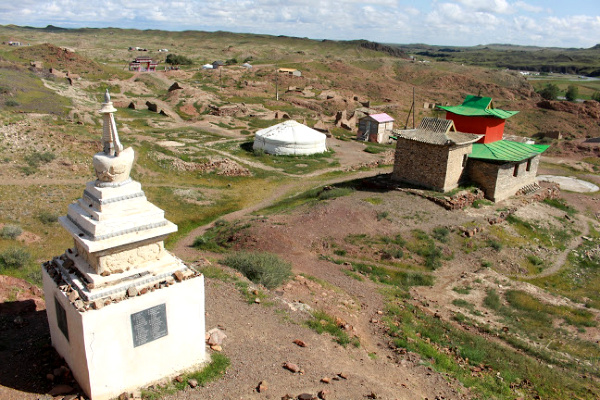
left=222, top=251, right=292, bottom=289
left=5, top=99, right=19, bottom=107
left=432, top=226, right=450, bottom=243
left=0, top=247, right=31, bottom=269
left=484, top=289, right=501, bottom=310
left=165, top=54, right=193, bottom=65
left=38, top=211, right=59, bottom=224
left=25, top=151, right=56, bottom=167
left=538, top=83, right=559, bottom=100
left=565, top=85, right=579, bottom=102
left=1, top=224, right=22, bottom=239
left=318, top=187, right=354, bottom=200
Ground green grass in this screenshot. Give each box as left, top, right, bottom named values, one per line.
left=193, top=220, right=251, bottom=253
left=384, top=300, right=599, bottom=399
left=543, top=198, right=578, bottom=216
left=506, top=214, right=578, bottom=251
left=306, top=310, right=359, bottom=347
left=452, top=285, right=472, bottom=295
left=0, top=67, right=71, bottom=114
left=141, top=353, right=230, bottom=399
left=483, top=289, right=501, bottom=310
left=261, top=184, right=355, bottom=215
left=504, top=290, right=596, bottom=328
left=213, top=140, right=339, bottom=175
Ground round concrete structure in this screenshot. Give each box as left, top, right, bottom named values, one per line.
left=253, top=120, right=327, bottom=156
left=538, top=175, right=599, bottom=193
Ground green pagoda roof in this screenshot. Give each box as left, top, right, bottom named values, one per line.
left=438, top=95, right=519, bottom=119
left=469, top=140, right=549, bottom=162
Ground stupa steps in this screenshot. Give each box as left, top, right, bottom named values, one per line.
left=67, top=202, right=167, bottom=237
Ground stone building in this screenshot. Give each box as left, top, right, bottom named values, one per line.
left=392, top=118, right=481, bottom=192
left=393, top=95, right=549, bottom=202
left=467, top=140, right=548, bottom=202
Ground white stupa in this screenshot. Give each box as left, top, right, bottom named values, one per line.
left=42, top=91, right=206, bottom=400
left=253, top=120, right=328, bottom=155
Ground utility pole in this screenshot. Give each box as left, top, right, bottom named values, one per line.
left=412, top=87, right=415, bottom=129
left=275, top=65, right=279, bottom=101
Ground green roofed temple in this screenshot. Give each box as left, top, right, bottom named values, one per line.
left=392, top=95, right=549, bottom=202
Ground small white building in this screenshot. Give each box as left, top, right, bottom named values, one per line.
left=357, top=113, right=395, bottom=143
left=254, top=120, right=327, bottom=156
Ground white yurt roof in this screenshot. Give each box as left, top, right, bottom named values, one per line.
left=253, top=120, right=327, bottom=156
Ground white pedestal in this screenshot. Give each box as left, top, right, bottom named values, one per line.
left=43, top=269, right=206, bottom=400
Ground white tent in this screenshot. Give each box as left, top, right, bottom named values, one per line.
left=202, top=64, right=214, bottom=69
left=253, top=120, right=328, bottom=156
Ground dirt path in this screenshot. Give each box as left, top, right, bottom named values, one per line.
left=173, top=167, right=392, bottom=258
left=522, top=215, right=592, bottom=279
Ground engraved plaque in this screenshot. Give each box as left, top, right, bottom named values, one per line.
left=131, top=303, right=168, bottom=347
left=55, top=297, right=69, bottom=341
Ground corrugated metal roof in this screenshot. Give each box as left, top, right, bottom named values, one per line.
left=368, top=113, right=395, bottom=123
left=470, top=140, right=549, bottom=162
left=393, top=117, right=482, bottom=145
left=437, top=95, right=519, bottom=119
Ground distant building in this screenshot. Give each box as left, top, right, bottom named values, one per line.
left=357, top=113, right=394, bottom=143
left=129, top=57, right=158, bottom=72
left=278, top=68, right=302, bottom=77
left=212, top=61, right=225, bottom=69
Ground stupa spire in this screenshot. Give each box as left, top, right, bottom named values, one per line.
left=93, top=91, right=134, bottom=185
left=99, top=89, right=123, bottom=156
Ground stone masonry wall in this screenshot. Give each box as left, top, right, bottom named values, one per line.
left=444, top=144, right=472, bottom=191
left=467, top=155, right=540, bottom=202
left=392, top=139, right=450, bottom=191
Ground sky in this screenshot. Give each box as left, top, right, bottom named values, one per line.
left=0, top=0, right=598, bottom=48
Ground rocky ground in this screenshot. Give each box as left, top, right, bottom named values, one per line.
left=2, top=159, right=599, bottom=399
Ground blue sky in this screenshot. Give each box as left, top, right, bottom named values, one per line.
left=0, top=0, right=598, bottom=48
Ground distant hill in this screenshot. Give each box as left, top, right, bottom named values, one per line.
left=390, top=43, right=600, bottom=76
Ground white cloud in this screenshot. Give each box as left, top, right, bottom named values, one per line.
left=0, top=0, right=597, bottom=47
left=514, top=1, right=543, bottom=13
left=453, top=0, right=513, bottom=14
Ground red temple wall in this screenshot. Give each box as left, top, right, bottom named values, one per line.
left=446, top=112, right=505, bottom=143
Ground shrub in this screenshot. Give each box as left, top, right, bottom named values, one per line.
left=376, top=211, right=389, bottom=221
left=1, top=224, right=22, bottom=239
left=5, top=99, right=19, bottom=107
left=317, top=187, right=353, bottom=200
left=25, top=151, right=56, bottom=167
left=165, top=54, right=193, bottom=65
left=38, top=211, right=59, bottom=224
left=487, top=239, right=503, bottom=251
left=484, top=289, right=501, bottom=310
left=432, top=227, right=450, bottom=243
left=0, top=247, right=31, bottom=269
left=565, top=85, right=579, bottom=102
left=538, top=83, right=559, bottom=100
left=222, top=251, right=292, bottom=289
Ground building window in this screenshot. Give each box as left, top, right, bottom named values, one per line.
left=513, top=164, right=519, bottom=177
left=462, top=154, right=468, bottom=167
left=526, top=158, right=532, bottom=172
